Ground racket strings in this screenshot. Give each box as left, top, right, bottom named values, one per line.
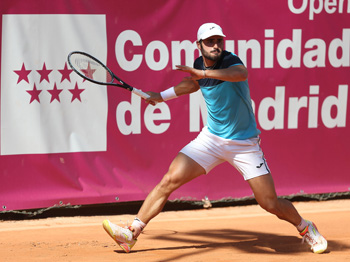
left=70, top=54, right=113, bottom=83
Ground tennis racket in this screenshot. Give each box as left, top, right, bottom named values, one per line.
left=67, top=51, right=150, bottom=99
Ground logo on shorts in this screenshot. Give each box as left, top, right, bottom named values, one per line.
left=256, top=163, right=264, bottom=168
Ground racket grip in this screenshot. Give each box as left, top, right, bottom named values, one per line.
left=132, top=88, right=150, bottom=99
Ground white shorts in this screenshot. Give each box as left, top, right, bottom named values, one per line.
left=180, top=127, right=270, bottom=180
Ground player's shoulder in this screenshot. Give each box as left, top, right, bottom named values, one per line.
left=222, top=50, right=238, bottom=59
left=221, top=51, right=243, bottom=66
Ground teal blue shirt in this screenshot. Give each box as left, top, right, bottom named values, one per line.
left=195, top=51, right=260, bottom=140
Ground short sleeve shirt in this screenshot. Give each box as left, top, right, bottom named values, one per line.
left=194, top=51, right=261, bottom=140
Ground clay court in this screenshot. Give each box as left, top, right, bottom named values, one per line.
left=1, top=199, right=349, bottom=262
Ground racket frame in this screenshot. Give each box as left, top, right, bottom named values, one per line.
left=67, top=51, right=149, bottom=99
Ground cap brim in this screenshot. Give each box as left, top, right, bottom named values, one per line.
left=198, top=30, right=226, bottom=41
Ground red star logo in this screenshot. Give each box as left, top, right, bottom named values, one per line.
left=26, top=84, right=42, bottom=104
left=58, top=62, right=73, bottom=83
left=48, top=83, right=63, bottom=103
left=80, top=62, right=96, bottom=81
left=37, top=62, right=52, bottom=83
left=14, top=63, right=31, bottom=84
left=69, top=83, right=84, bottom=102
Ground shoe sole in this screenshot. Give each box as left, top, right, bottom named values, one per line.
left=102, top=220, right=133, bottom=253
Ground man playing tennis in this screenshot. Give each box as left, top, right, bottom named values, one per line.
left=103, top=23, right=328, bottom=254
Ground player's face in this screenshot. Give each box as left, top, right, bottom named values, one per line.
left=198, top=36, right=224, bottom=64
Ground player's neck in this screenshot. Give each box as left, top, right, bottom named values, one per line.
left=203, top=58, right=218, bottom=69
left=203, top=58, right=214, bottom=68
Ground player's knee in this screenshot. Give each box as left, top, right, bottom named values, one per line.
left=157, top=172, right=181, bottom=194
left=259, top=199, right=279, bottom=215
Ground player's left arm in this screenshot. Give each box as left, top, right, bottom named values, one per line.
left=176, top=64, right=248, bottom=82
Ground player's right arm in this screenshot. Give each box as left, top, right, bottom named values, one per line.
left=145, top=79, right=200, bottom=105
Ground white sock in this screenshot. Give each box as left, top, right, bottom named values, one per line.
left=296, top=217, right=309, bottom=232
left=131, top=217, right=146, bottom=239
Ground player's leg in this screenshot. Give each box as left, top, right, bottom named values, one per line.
left=247, top=173, right=301, bottom=225
left=136, top=152, right=206, bottom=225
left=224, top=137, right=301, bottom=225
left=130, top=128, right=223, bottom=238
left=248, top=173, right=328, bottom=253
left=102, top=152, right=206, bottom=252
left=227, top=136, right=327, bottom=253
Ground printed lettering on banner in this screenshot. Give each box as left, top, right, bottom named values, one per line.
left=0, top=15, right=108, bottom=155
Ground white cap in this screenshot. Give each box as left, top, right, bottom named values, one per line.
left=197, top=23, right=226, bottom=41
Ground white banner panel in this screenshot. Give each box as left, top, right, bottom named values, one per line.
left=1, top=15, right=108, bottom=155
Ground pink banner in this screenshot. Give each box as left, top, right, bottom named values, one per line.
left=1, top=0, right=349, bottom=211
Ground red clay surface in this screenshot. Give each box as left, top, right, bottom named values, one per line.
left=1, top=199, right=349, bottom=261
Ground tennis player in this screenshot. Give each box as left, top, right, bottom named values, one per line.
left=103, top=23, right=328, bottom=254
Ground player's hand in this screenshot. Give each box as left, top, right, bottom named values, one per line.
left=176, top=65, right=204, bottom=81
left=144, top=92, right=163, bottom=106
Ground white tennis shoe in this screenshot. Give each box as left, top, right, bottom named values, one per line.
left=102, top=220, right=136, bottom=253
left=300, top=220, right=328, bottom=254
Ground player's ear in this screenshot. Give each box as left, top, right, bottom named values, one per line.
left=196, top=40, right=202, bottom=50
